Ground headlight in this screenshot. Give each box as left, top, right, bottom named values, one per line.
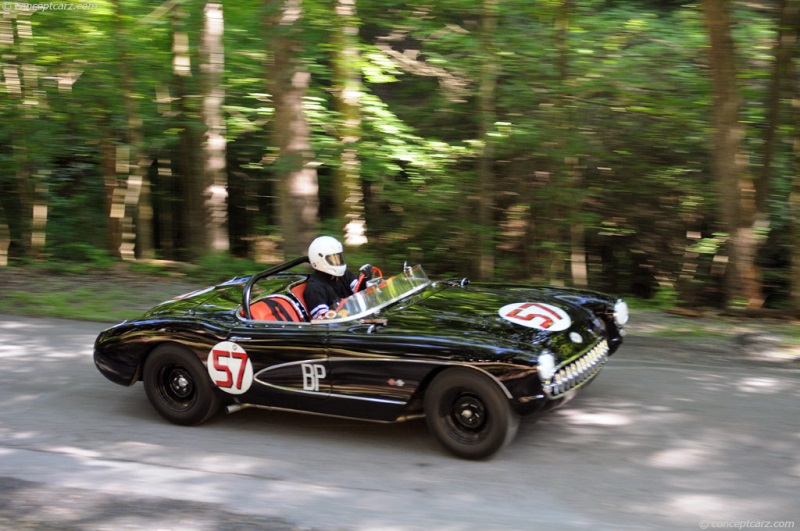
left=614, top=300, right=629, bottom=326
left=537, top=352, right=556, bottom=381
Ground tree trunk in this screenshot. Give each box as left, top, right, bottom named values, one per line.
left=172, top=6, right=206, bottom=260
left=155, top=157, right=176, bottom=259
left=267, top=0, right=320, bottom=257
left=333, top=0, right=366, bottom=247
left=201, top=2, right=229, bottom=253
left=762, top=0, right=800, bottom=310
left=760, top=0, right=800, bottom=310
left=101, top=134, right=122, bottom=257
left=12, top=143, right=33, bottom=257
left=5, top=12, right=35, bottom=258
left=557, top=0, right=587, bottom=289
left=0, top=201, right=8, bottom=266
left=792, top=135, right=800, bottom=309
left=701, top=0, right=760, bottom=308
left=569, top=170, right=588, bottom=288
left=476, top=0, right=499, bottom=281
left=791, top=22, right=800, bottom=310
left=136, top=160, right=154, bottom=259
left=759, top=0, right=799, bottom=212
left=526, top=0, right=575, bottom=286
left=114, top=0, right=152, bottom=260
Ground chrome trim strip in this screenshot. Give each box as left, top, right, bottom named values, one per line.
left=324, top=357, right=518, bottom=400
left=253, top=379, right=407, bottom=405
left=254, top=358, right=324, bottom=376
left=251, top=357, right=518, bottom=401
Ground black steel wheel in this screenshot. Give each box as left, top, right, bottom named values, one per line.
left=424, top=368, right=519, bottom=460
left=143, top=344, right=220, bottom=426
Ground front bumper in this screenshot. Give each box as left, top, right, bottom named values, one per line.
left=542, top=339, right=609, bottom=398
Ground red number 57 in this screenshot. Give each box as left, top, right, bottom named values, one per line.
left=507, top=303, right=559, bottom=329
left=211, top=349, right=249, bottom=390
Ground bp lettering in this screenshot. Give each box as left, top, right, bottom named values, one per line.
left=302, top=363, right=326, bottom=392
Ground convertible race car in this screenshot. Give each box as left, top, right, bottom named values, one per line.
left=94, top=257, right=629, bottom=459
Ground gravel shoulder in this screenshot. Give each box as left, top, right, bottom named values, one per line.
left=626, top=307, right=800, bottom=366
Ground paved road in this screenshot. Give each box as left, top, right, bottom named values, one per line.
left=0, top=315, right=798, bottom=530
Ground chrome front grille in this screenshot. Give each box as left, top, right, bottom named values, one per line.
left=544, top=339, right=609, bottom=398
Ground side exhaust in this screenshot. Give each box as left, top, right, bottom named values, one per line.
left=226, top=403, right=251, bottom=414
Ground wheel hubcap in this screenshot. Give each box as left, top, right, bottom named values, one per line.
left=167, top=368, right=193, bottom=399
left=453, top=395, right=485, bottom=430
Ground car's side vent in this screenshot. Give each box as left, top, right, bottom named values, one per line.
left=544, top=339, right=609, bottom=398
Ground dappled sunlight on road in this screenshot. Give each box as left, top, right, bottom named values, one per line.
left=515, top=355, right=800, bottom=527
left=0, top=315, right=100, bottom=364
left=558, top=407, right=633, bottom=427
left=628, top=310, right=800, bottom=363
left=737, top=376, right=793, bottom=394
left=0, top=317, right=798, bottom=529
left=2, top=442, right=456, bottom=529
left=668, top=494, right=780, bottom=524
left=648, top=443, right=715, bottom=469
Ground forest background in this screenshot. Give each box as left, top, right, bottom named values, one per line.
left=1, top=0, right=799, bottom=312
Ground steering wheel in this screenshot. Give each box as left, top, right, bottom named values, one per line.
left=334, top=266, right=385, bottom=314
left=366, top=266, right=383, bottom=286
left=354, top=266, right=383, bottom=293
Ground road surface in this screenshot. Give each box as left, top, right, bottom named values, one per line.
left=0, top=315, right=798, bottom=530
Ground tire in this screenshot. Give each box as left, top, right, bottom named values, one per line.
left=143, top=344, right=220, bottom=426
left=424, top=368, right=520, bottom=460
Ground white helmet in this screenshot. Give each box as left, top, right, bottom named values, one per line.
left=308, top=236, right=346, bottom=277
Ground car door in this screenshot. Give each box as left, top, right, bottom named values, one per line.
left=325, top=321, right=434, bottom=421
left=218, top=321, right=331, bottom=411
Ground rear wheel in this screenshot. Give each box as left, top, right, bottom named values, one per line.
left=143, top=344, right=220, bottom=425
left=424, top=368, right=520, bottom=460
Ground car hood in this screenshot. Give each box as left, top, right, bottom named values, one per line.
left=383, top=283, right=608, bottom=362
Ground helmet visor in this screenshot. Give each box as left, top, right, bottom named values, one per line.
left=325, top=252, right=345, bottom=267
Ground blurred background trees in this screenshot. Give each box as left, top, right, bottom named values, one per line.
left=0, top=0, right=798, bottom=310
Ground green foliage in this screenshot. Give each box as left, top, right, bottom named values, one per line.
left=188, top=254, right=265, bottom=284
left=0, top=289, right=133, bottom=322
left=127, top=260, right=180, bottom=277
left=630, top=286, right=680, bottom=310
left=48, top=244, right=116, bottom=272
left=0, top=0, right=795, bottom=309
left=0, top=274, right=170, bottom=322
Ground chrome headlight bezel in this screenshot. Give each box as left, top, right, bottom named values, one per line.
left=537, top=351, right=556, bottom=381
left=613, top=299, right=629, bottom=326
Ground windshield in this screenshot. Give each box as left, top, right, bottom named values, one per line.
left=314, top=265, right=430, bottom=323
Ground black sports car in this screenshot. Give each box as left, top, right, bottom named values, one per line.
left=94, top=257, right=629, bottom=459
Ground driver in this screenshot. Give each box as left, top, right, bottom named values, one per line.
left=305, top=236, right=374, bottom=320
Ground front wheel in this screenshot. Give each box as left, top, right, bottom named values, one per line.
left=143, top=344, right=220, bottom=425
left=424, top=368, right=520, bottom=460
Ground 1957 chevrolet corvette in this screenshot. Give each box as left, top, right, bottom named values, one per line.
left=94, top=257, right=628, bottom=459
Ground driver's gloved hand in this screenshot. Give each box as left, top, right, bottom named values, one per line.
left=359, top=264, right=374, bottom=279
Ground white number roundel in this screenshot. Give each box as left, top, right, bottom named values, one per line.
left=498, top=302, right=572, bottom=331
left=207, top=341, right=254, bottom=395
